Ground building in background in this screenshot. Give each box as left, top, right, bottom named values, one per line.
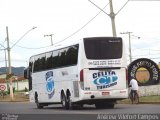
left=0, top=74, right=28, bottom=92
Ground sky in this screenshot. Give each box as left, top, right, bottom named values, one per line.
left=0, top=0, right=160, bottom=67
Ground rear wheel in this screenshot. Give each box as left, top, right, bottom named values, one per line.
left=36, top=102, right=43, bottom=109
left=61, top=92, right=71, bottom=110
left=65, top=94, right=72, bottom=110
left=35, top=93, right=43, bottom=109
left=61, top=93, right=66, bottom=109
left=62, top=91, right=83, bottom=110
left=66, top=95, right=83, bottom=110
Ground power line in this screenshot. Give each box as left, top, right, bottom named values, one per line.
left=12, top=44, right=51, bottom=50
left=133, top=48, right=160, bottom=51
left=0, top=59, right=27, bottom=63
left=132, top=57, right=160, bottom=60
left=89, top=0, right=130, bottom=37
left=129, top=0, right=160, bottom=1
left=89, top=0, right=117, bottom=36
left=0, top=39, right=7, bottom=49
left=11, top=27, right=37, bottom=49
left=52, top=2, right=110, bottom=46
left=4, top=0, right=138, bottom=50
left=11, top=3, right=110, bottom=49
left=8, top=0, right=130, bottom=49
left=132, top=53, right=160, bottom=57
left=116, top=0, right=129, bottom=15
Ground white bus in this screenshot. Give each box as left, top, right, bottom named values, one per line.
left=24, top=37, right=128, bottom=109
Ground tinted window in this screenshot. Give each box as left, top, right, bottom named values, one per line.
left=29, top=57, right=34, bottom=90
left=52, top=50, right=60, bottom=68
left=46, top=52, right=53, bottom=69
left=58, top=48, right=67, bottom=67
left=29, top=57, right=34, bottom=72
left=52, top=45, right=79, bottom=68
left=66, top=45, right=79, bottom=65
left=33, top=44, right=79, bottom=72
left=34, top=53, right=46, bottom=72
left=84, top=37, right=122, bottom=59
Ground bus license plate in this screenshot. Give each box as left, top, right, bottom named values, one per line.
left=102, top=91, right=110, bottom=96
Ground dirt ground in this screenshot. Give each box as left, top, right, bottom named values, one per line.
left=0, top=92, right=29, bottom=102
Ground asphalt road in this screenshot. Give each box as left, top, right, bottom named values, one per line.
left=0, top=102, right=160, bottom=120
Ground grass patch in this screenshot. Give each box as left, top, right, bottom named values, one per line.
left=118, top=95, right=160, bottom=104
left=140, top=96, right=160, bottom=103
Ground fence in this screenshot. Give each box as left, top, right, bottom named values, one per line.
left=139, top=84, right=160, bottom=97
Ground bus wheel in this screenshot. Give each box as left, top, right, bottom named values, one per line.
left=66, top=94, right=84, bottom=110
left=61, top=93, right=66, bottom=109
left=35, top=93, right=43, bottom=109
left=36, top=102, right=43, bottom=109
left=66, top=95, right=72, bottom=110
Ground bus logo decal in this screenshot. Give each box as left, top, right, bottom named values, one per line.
left=93, top=71, right=118, bottom=90
left=46, top=71, right=55, bottom=99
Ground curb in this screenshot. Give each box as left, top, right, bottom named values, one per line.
left=139, top=102, right=160, bottom=104
left=0, top=100, right=29, bottom=102
left=118, top=102, right=160, bottom=104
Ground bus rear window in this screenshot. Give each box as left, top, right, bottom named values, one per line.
left=84, top=37, right=122, bottom=59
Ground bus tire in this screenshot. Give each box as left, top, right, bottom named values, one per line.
left=61, top=92, right=66, bottom=109
left=35, top=92, right=43, bottom=109
left=66, top=95, right=72, bottom=110
left=66, top=90, right=75, bottom=110
left=66, top=95, right=83, bottom=110
left=36, top=102, right=43, bottom=109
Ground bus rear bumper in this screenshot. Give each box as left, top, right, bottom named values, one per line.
left=79, top=89, right=128, bottom=102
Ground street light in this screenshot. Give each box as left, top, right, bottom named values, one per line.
left=120, top=32, right=132, bottom=63
left=5, top=26, right=37, bottom=101
left=11, top=26, right=37, bottom=49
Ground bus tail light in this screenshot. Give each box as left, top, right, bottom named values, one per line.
left=126, top=68, right=128, bottom=81
left=126, top=68, right=128, bottom=87
left=80, top=69, right=84, bottom=90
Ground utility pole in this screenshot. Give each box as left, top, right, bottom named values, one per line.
left=120, top=32, right=133, bottom=63
left=3, top=26, right=37, bottom=101
left=109, top=0, right=116, bottom=37
left=121, top=32, right=140, bottom=63
left=6, top=26, right=14, bottom=101
left=44, top=34, right=54, bottom=46
left=88, top=0, right=129, bottom=37
left=128, top=32, right=132, bottom=63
